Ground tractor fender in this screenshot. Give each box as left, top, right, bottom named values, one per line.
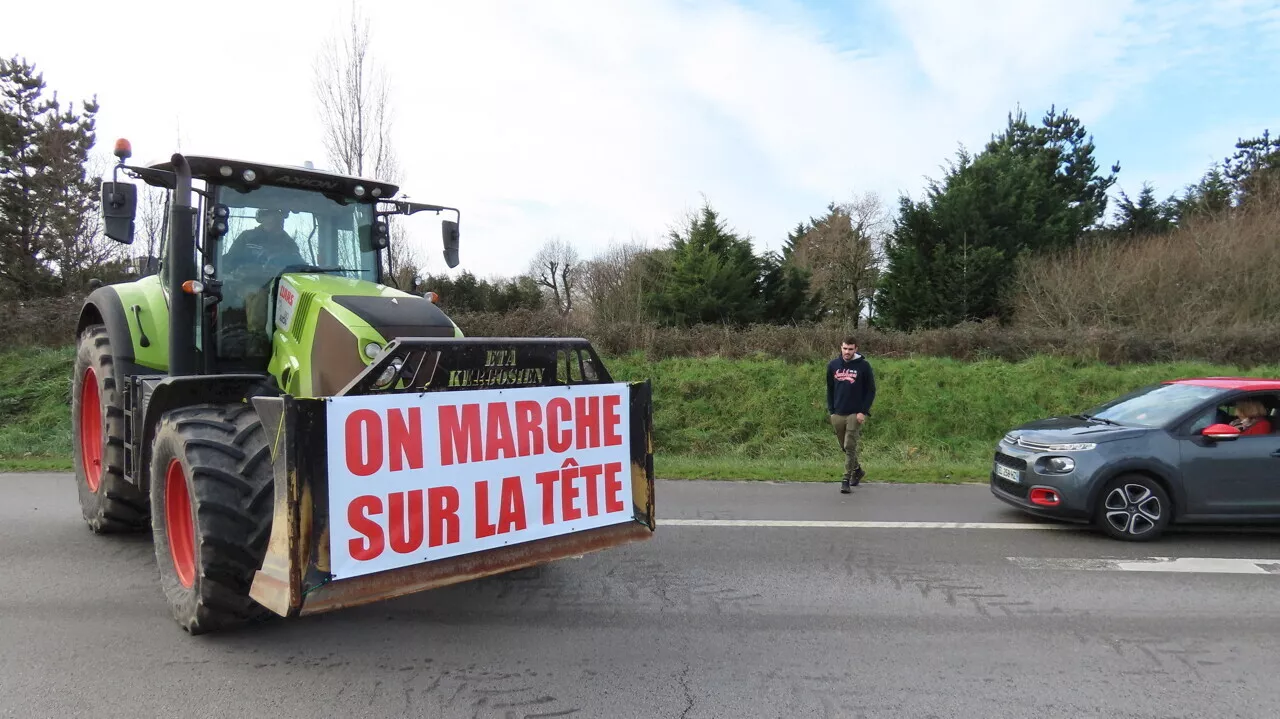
left=77, top=286, right=146, bottom=389
left=134, top=374, right=281, bottom=494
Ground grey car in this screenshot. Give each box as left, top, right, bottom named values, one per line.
left=989, top=377, right=1280, bottom=541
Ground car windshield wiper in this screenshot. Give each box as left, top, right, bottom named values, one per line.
left=1076, top=413, right=1122, bottom=426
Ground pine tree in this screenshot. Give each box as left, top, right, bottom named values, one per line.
left=875, top=106, right=1119, bottom=329
left=645, top=201, right=764, bottom=326
left=1113, top=183, right=1175, bottom=238
left=0, top=55, right=101, bottom=299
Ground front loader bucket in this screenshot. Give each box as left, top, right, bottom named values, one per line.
left=246, top=337, right=655, bottom=618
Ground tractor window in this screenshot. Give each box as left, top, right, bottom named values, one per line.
left=210, top=183, right=379, bottom=363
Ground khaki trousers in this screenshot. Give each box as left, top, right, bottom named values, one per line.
left=829, top=414, right=863, bottom=480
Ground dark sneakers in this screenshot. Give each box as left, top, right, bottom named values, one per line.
left=840, top=468, right=866, bottom=494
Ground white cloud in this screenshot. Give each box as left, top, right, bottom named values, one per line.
left=0, top=0, right=1272, bottom=279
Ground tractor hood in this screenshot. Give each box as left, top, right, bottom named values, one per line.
left=269, top=273, right=460, bottom=397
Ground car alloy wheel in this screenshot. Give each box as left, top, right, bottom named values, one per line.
left=1095, top=474, right=1171, bottom=542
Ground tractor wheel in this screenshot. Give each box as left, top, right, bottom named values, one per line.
left=148, top=403, right=275, bottom=634
left=71, top=323, right=148, bottom=533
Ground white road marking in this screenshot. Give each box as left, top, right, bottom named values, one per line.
left=660, top=519, right=1080, bottom=530
left=1007, top=556, right=1280, bottom=574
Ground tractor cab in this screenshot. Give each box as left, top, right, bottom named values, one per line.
left=211, top=182, right=383, bottom=365
left=101, top=145, right=461, bottom=378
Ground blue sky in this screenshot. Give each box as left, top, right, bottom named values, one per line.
left=1, top=0, right=1277, bottom=277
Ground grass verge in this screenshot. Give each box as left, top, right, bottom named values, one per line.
left=5, top=347, right=1279, bottom=482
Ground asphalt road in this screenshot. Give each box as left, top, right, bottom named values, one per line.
left=4, top=473, right=1280, bottom=718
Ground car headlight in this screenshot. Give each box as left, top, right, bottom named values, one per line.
left=1042, top=442, right=1096, bottom=451
left=1042, top=456, right=1075, bottom=474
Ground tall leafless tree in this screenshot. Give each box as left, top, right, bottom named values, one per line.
left=529, top=237, right=579, bottom=315
left=579, top=240, right=651, bottom=324
left=791, top=192, right=889, bottom=323
left=312, top=2, right=418, bottom=282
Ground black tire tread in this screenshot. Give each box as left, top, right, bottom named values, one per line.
left=72, top=324, right=148, bottom=533
left=150, top=402, right=276, bottom=634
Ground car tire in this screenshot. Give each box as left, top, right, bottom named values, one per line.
left=1094, top=473, right=1171, bottom=542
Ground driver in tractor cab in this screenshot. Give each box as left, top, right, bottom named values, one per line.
left=223, top=208, right=305, bottom=270
left=219, top=208, right=307, bottom=358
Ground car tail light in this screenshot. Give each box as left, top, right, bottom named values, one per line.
left=1030, top=488, right=1061, bottom=507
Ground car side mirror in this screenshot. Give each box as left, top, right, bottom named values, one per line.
left=442, top=219, right=460, bottom=268
left=101, top=181, right=137, bottom=244
left=1202, top=423, right=1241, bottom=441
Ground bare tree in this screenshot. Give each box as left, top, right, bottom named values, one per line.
left=314, top=2, right=394, bottom=179
left=134, top=185, right=167, bottom=273
left=312, top=2, right=418, bottom=283
left=791, top=192, right=889, bottom=323
left=579, top=240, right=650, bottom=324
left=529, top=237, right=579, bottom=315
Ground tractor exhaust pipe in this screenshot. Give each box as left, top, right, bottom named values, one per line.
left=167, top=153, right=199, bottom=377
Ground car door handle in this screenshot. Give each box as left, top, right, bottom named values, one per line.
left=1272, top=449, right=1280, bottom=458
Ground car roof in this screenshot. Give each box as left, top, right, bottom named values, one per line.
left=1165, top=378, right=1280, bottom=391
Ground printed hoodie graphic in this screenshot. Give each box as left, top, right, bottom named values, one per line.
left=827, top=353, right=876, bottom=416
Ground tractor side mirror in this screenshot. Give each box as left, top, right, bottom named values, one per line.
left=101, top=181, right=137, bottom=244
left=442, top=219, right=460, bottom=268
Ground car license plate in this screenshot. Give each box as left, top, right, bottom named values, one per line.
left=994, top=463, right=1021, bottom=482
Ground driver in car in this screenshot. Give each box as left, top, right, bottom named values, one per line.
left=1230, top=399, right=1273, bottom=435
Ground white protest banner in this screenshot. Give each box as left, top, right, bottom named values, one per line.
left=325, top=382, right=633, bottom=580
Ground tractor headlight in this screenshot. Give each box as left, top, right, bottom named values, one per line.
left=374, top=358, right=403, bottom=388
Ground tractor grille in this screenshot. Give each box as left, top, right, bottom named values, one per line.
left=291, top=292, right=315, bottom=342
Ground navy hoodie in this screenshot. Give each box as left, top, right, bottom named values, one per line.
left=827, top=353, right=876, bottom=416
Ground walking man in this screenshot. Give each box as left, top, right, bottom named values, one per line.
left=827, top=336, right=876, bottom=493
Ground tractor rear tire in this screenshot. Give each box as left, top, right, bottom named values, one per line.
left=71, top=323, right=148, bottom=533
left=148, top=402, right=276, bottom=634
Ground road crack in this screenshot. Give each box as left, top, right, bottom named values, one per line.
left=678, top=662, right=694, bottom=719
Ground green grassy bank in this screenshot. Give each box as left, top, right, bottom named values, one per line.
left=5, top=347, right=1278, bottom=481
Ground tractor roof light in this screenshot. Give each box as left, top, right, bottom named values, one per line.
left=425, top=291, right=439, bottom=304
left=114, top=138, right=132, bottom=161
left=242, top=169, right=256, bottom=182
left=219, top=165, right=233, bottom=177
left=354, top=185, right=366, bottom=197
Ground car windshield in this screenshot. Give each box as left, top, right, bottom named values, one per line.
left=213, top=183, right=379, bottom=361
left=1082, top=382, right=1226, bottom=428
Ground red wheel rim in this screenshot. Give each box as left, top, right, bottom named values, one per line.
left=79, top=367, right=103, bottom=492
left=164, top=459, right=197, bottom=589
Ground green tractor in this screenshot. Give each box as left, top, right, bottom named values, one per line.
left=73, top=139, right=656, bottom=634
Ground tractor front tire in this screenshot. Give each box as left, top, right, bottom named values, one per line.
left=71, top=324, right=148, bottom=533
left=149, top=403, right=276, bottom=634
